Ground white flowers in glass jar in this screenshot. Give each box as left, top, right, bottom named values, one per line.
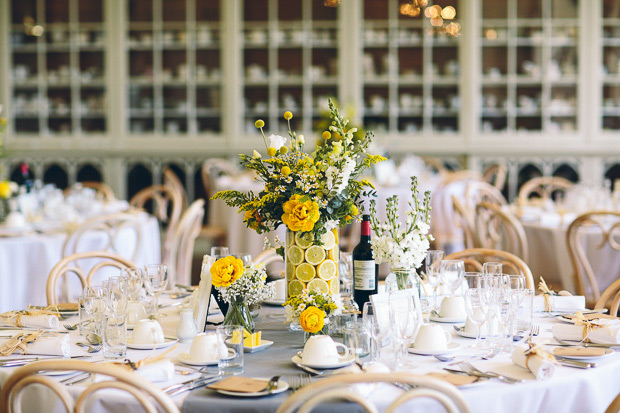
left=369, top=176, right=432, bottom=270
left=217, top=261, right=276, bottom=306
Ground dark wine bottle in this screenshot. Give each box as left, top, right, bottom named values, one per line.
left=353, top=214, right=378, bottom=310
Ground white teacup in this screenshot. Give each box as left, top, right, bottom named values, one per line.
left=131, top=319, right=164, bottom=345
left=302, top=335, right=349, bottom=365
left=440, top=296, right=466, bottom=319
left=189, top=332, right=229, bottom=363
left=126, top=301, right=147, bottom=325
left=6, top=212, right=28, bottom=229
left=414, top=324, right=452, bottom=351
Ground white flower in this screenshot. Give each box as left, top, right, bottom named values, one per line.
left=253, top=150, right=262, bottom=159
left=266, top=134, right=287, bottom=150
left=298, top=134, right=305, bottom=145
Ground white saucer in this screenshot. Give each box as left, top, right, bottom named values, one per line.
left=127, top=337, right=178, bottom=350
left=226, top=339, right=274, bottom=353
left=553, top=347, right=615, bottom=360
left=291, top=353, right=355, bottom=369
left=262, top=299, right=285, bottom=307
left=176, top=352, right=219, bottom=366
left=408, top=342, right=461, bottom=356
left=0, top=226, right=32, bottom=237
left=453, top=326, right=487, bottom=339
left=430, top=315, right=466, bottom=323
left=216, top=377, right=289, bottom=397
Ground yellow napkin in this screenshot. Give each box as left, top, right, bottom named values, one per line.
left=232, top=329, right=262, bottom=347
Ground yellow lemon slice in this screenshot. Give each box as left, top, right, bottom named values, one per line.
left=295, top=263, right=316, bottom=282
left=317, top=259, right=337, bottom=281
left=307, top=278, right=329, bottom=294
left=286, top=262, right=296, bottom=281
left=328, top=246, right=339, bottom=262
left=288, top=279, right=306, bottom=296
left=286, top=231, right=295, bottom=246
left=287, top=245, right=304, bottom=266
left=320, top=230, right=336, bottom=250
left=328, top=278, right=339, bottom=295
left=295, top=232, right=314, bottom=249
left=305, top=245, right=326, bottom=265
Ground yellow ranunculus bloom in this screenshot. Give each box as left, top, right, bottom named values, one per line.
left=210, top=256, right=245, bottom=288
left=281, top=194, right=320, bottom=232
left=255, top=119, right=265, bottom=128
left=0, top=181, right=12, bottom=199
left=283, top=111, right=293, bottom=120
left=299, top=306, right=325, bottom=333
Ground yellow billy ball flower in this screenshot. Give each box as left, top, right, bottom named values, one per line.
left=322, top=131, right=331, bottom=140
left=255, top=119, right=265, bottom=128
left=283, top=111, right=293, bottom=120
left=279, top=146, right=289, bottom=154
left=267, top=147, right=277, bottom=157
left=0, top=181, right=12, bottom=199
left=350, top=205, right=359, bottom=216
left=281, top=166, right=291, bottom=176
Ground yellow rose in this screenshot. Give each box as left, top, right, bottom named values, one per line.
left=281, top=194, right=320, bottom=232
left=299, top=306, right=325, bottom=334
left=210, top=256, right=245, bottom=288
left=0, top=181, right=12, bottom=199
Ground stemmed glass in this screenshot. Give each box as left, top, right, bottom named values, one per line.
left=211, top=246, right=230, bottom=259
left=103, top=276, right=129, bottom=316
left=440, top=260, right=465, bottom=295
left=80, top=286, right=104, bottom=337
left=232, top=253, right=252, bottom=266
left=121, top=267, right=145, bottom=302
left=512, top=289, right=534, bottom=345
left=362, top=301, right=389, bottom=363
left=425, top=250, right=444, bottom=311
left=143, top=264, right=168, bottom=319
left=389, top=290, right=420, bottom=369
left=464, top=288, right=488, bottom=351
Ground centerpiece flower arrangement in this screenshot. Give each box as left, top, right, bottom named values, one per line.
left=283, top=289, right=342, bottom=337
left=369, top=176, right=432, bottom=290
left=210, top=256, right=275, bottom=332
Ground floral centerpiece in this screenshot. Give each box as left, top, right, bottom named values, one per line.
left=369, top=176, right=432, bottom=290
left=283, top=288, right=342, bottom=338
left=210, top=256, right=275, bottom=332
left=213, top=99, right=385, bottom=306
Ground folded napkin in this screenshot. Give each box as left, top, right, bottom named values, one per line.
left=552, top=319, right=620, bottom=344
left=511, top=344, right=555, bottom=380
left=18, top=315, right=60, bottom=329
left=533, top=295, right=585, bottom=313
left=135, top=360, right=175, bottom=383
left=26, top=335, right=71, bottom=357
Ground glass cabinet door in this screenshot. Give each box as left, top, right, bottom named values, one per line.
left=602, top=0, right=620, bottom=130
left=480, top=0, right=579, bottom=133
left=10, top=0, right=106, bottom=135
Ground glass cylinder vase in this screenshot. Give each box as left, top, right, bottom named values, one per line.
left=223, top=297, right=255, bottom=333
left=285, top=228, right=339, bottom=298
left=389, top=267, right=421, bottom=297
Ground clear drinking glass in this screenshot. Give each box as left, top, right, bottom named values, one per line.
left=440, top=260, right=465, bottom=295
left=232, top=253, right=252, bottom=266
left=502, top=274, right=526, bottom=290
left=339, top=251, right=354, bottom=297
left=482, top=262, right=502, bottom=276
left=103, top=276, right=129, bottom=316
left=122, top=267, right=145, bottom=301
left=343, top=321, right=372, bottom=366
left=80, top=286, right=104, bottom=337
left=425, top=250, right=444, bottom=310
left=143, top=264, right=168, bottom=319
left=464, top=288, right=488, bottom=351
left=512, top=289, right=534, bottom=345
left=211, top=246, right=230, bottom=259
left=102, top=314, right=127, bottom=359
left=362, top=301, right=388, bottom=362
left=389, top=290, right=419, bottom=370
left=217, top=325, right=244, bottom=375
left=464, top=272, right=482, bottom=289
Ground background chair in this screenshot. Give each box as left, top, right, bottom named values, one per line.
left=0, top=359, right=179, bottom=413
left=165, top=199, right=205, bottom=286
left=46, top=251, right=135, bottom=305
left=163, top=168, right=188, bottom=212
left=444, top=248, right=534, bottom=289
left=596, top=278, right=620, bottom=317
left=465, top=181, right=507, bottom=209
left=474, top=201, right=529, bottom=263
left=253, top=248, right=284, bottom=280
left=567, top=211, right=620, bottom=305
left=482, top=163, right=507, bottom=191
left=451, top=196, right=476, bottom=250
left=518, top=176, right=574, bottom=204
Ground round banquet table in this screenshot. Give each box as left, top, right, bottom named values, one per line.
left=1, top=303, right=618, bottom=413
left=0, top=212, right=160, bottom=313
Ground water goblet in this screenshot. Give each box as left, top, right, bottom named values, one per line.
left=440, top=260, right=465, bottom=295
left=464, top=288, right=488, bottom=351
left=425, top=250, right=444, bottom=310
left=231, top=253, right=252, bottom=266
left=143, top=264, right=168, bottom=319
left=362, top=301, right=389, bottom=362
left=103, top=276, right=129, bottom=316
left=121, top=267, right=145, bottom=302
left=389, top=290, right=420, bottom=369
left=211, top=246, right=230, bottom=259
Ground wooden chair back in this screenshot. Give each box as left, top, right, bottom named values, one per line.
left=0, top=359, right=179, bottom=413
left=567, top=211, right=620, bottom=304
left=163, top=168, right=187, bottom=212
left=596, top=279, right=620, bottom=317
left=129, top=184, right=183, bottom=265
left=518, top=176, right=574, bottom=204
left=165, top=199, right=205, bottom=286
left=277, top=372, right=470, bottom=413
left=64, top=182, right=116, bottom=201
left=465, top=181, right=507, bottom=208
left=451, top=196, right=476, bottom=249
left=482, top=163, right=507, bottom=190
left=201, top=158, right=239, bottom=199
left=606, top=391, right=620, bottom=413
left=444, top=248, right=534, bottom=289
left=474, top=202, right=529, bottom=262
left=46, top=251, right=135, bottom=305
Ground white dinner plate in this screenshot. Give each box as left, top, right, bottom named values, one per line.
left=408, top=342, right=461, bottom=356
left=262, top=299, right=285, bottom=307
left=176, top=352, right=219, bottom=366
left=127, top=337, right=178, bottom=350
left=225, top=339, right=274, bottom=353
left=430, top=315, right=466, bottom=323
left=216, top=377, right=289, bottom=397
left=453, top=326, right=487, bottom=339
left=552, top=347, right=615, bottom=360
left=291, top=353, right=355, bottom=369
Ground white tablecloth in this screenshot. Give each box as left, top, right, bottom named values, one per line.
left=0, top=213, right=160, bottom=312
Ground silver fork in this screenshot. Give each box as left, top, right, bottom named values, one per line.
left=461, top=361, right=524, bottom=384
left=76, top=342, right=101, bottom=353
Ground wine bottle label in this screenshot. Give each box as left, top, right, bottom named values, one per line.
left=354, top=260, right=376, bottom=290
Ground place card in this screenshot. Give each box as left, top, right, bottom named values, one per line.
left=426, top=372, right=479, bottom=387
left=369, top=293, right=391, bottom=338
left=553, top=347, right=606, bottom=357
left=207, top=376, right=269, bottom=393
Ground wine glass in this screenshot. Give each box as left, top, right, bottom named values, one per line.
left=103, top=276, right=129, bottom=316
left=389, top=290, right=420, bottom=370
left=143, top=264, right=168, bottom=319
left=339, top=252, right=354, bottom=298
left=464, top=272, right=482, bottom=289
left=512, top=289, right=534, bottom=345
left=362, top=301, right=389, bottom=362
left=464, top=288, right=488, bottom=351
left=440, top=260, right=465, bottom=295
left=425, top=250, right=444, bottom=311
left=211, top=246, right=230, bottom=259
left=121, top=267, right=145, bottom=302
left=232, top=253, right=252, bottom=266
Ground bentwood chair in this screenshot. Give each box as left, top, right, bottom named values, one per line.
left=277, top=372, right=470, bottom=413
left=46, top=251, right=135, bottom=305
left=474, top=202, right=529, bottom=263
left=465, top=181, right=507, bottom=209
left=596, top=279, right=620, bottom=317
left=482, top=163, right=507, bottom=191
left=444, top=248, right=534, bottom=289
left=165, top=199, right=205, bottom=286
left=130, top=184, right=183, bottom=266
left=451, top=196, right=476, bottom=250
left=0, top=359, right=179, bottom=413
left=64, top=182, right=116, bottom=202
left=163, top=168, right=188, bottom=212
left=517, top=176, right=574, bottom=205
left=567, top=211, right=620, bottom=305
left=607, top=391, right=620, bottom=413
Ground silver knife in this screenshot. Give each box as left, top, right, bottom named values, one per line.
left=163, top=374, right=219, bottom=393
left=167, top=376, right=223, bottom=397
